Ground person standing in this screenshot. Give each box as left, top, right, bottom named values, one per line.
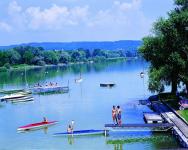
left=112, top=106, right=117, bottom=124
left=117, top=106, right=122, bottom=125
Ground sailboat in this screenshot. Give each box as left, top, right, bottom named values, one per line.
left=75, top=72, right=83, bottom=83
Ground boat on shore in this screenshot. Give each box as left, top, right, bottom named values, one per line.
left=17, top=121, right=58, bottom=131
left=53, top=129, right=104, bottom=136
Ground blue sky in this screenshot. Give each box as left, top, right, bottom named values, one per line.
left=0, top=0, right=174, bottom=45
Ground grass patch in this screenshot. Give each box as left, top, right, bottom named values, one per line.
left=178, top=110, right=188, bottom=122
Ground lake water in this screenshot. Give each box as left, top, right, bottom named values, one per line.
left=0, top=60, right=180, bottom=149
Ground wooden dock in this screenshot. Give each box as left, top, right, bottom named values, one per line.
left=105, top=123, right=173, bottom=132
left=151, top=101, right=188, bottom=147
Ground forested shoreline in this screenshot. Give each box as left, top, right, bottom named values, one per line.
left=0, top=46, right=137, bottom=71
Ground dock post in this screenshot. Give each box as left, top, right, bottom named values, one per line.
left=104, top=128, right=107, bottom=137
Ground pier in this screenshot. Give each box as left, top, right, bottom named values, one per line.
left=105, top=123, right=173, bottom=132
left=151, top=101, right=188, bottom=148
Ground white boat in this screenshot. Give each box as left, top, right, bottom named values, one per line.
left=0, top=93, right=28, bottom=101
left=75, top=72, right=83, bottom=83
left=11, top=97, right=34, bottom=103
left=75, top=78, right=83, bottom=83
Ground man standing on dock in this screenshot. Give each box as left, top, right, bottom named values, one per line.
left=117, top=106, right=122, bottom=125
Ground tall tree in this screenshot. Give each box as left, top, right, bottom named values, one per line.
left=139, top=0, right=188, bottom=93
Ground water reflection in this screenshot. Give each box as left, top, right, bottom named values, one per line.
left=0, top=59, right=142, bottom=88
left=67, top=135, right=74, bottom=145
left=106, top=132, right=178, bottom=150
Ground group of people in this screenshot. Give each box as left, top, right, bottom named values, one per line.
left=34, top=82, right=58, bottom=87
left=112, top=105, right=122, bottom=125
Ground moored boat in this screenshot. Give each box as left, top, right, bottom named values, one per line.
left=17, top=121, right=58, bottom=131
left=0, top=93, right=28, bottom=101
left=11, top=97, right=34, bottom=103
left=75, top=78, right=83, bottom=83
left=53, top=129, right=104, bottom=136
left=100, top=83, right=115, bottom=87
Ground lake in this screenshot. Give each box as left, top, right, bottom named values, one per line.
left=0, top=59, right=180, bottom=149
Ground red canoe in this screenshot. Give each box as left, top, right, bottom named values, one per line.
left=17, top=121, right=58, bottom=131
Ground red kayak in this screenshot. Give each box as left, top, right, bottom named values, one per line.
left=17, top=121, right=58, bottom=131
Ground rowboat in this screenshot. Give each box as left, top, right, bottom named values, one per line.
left=17, top=121, right=58, bottom=131
left=53, top=129, right=104, bottom=136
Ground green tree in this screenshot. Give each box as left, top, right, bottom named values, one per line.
left=59, top=51, right=71, bottom=64
left=139, top=0, right=188, bottom=93
left=23, top=50, right=34, bottom=64
left=8, top=50, right=21, bottom=65
left=43, top=51, right=59, bottom=64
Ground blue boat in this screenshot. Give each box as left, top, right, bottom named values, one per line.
left=54, top=129, right=104, bottom=136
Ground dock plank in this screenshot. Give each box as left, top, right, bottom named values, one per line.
left=105, top=123, right=173, bottom=128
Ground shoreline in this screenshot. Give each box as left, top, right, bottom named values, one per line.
left=0, top=57, right=138, bottom=72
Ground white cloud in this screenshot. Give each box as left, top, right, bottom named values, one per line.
left=0, top=21, right=12, bottom=32
left=9, top=3, right=90, bottom=30
left=2, top=0, right=152, bottom=40
left=8, top=1, right=22, bottom=15
left=114, top=0, right=141, bottom=11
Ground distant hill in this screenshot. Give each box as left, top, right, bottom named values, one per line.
left=0, top=40, right=142, bottom=52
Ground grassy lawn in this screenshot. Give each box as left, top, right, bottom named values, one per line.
left=158, top=92, right=188, bottom=123
left=178, top=110, right=188, bottom=122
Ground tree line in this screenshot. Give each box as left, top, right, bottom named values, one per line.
left=0, top=46, right=136, bottom=70
left=139, top=0, right=188, bottom=94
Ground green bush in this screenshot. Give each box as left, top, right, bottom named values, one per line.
left=4, top=63, right=11, bottom=69
left=37, top=60, right=46, bottom=66
left=0, top=67, right=7, bottom=72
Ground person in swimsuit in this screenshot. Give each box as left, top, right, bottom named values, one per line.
left=117, top=106, right=122, bottom=125
left=112, top=106, right=117, bottom=124
left=67, top=124, right=73, bottom=133
left=43, top=117, right=48, bottom=123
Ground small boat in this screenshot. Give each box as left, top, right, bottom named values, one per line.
left=140, top=72, right=144, bottom=78
left=54, top=129, right=104, bottom=136
left=17, top=121, right=58, bottom=131
left=11, top=97, right=34, bottom=103
left=75, top=72, right=83, bottom=83
left=0, top=93, right=28, bottom=101
left=75, top=78, right=83, bottom=83
left=0, top=89, right=25, bottom=94
left=100, top=83, right=115, bottom=88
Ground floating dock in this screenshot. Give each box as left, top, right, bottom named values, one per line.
left=143, top=112, right=163, bottom=124
left=100, top=83, right=115, bottom=88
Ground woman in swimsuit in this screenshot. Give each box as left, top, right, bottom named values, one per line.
left=112, top=106, right=117, bottom=124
